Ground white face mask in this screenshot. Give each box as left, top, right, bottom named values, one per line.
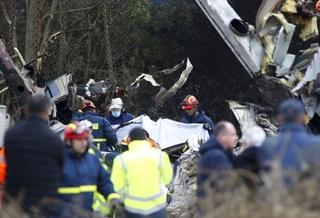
left=112, top=111, right=121, bottom=118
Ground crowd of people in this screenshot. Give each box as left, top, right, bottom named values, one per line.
left=0, top=93, right=318, bottom=218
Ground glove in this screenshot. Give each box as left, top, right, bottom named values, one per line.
left=203, top=123, right=213, bottom=131
left=108, top=194, right=123, bottom=213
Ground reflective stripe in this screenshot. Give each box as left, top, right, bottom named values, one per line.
left=120, top=153, right=165, bottom=202
left=93, top=138, right=107, bottom=142
left=125, top=189, right=165, bottom=201
left=125, top=203, right=167, bottom=215
left=58, top=185, right=97, bottom=194
left=92, top=123, right=99, bottom=130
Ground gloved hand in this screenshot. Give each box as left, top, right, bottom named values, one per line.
left=108, top=194, right=123, bottom=213
left=203, top=123, right=213, bottom=131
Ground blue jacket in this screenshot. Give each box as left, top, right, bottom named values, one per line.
left=73, top=111, right=117, bottom=152
left=197, top=137, right=233, bottom=197
left=106, top=112, right=134, bottom=126
left=58, top=147, right=115, bottom=213
left=181, top=111, right=214, bottom=127
left=260, top=123, right=320, bottom=179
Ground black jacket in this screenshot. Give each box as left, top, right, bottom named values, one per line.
left=4, top=116, right=64, bottom=212
left=197, top=137, right=234, bottom=197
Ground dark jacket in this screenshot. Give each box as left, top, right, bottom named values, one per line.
left=260, top=123, right=320, bottom=180
left=197, top=137, right=233, bottom=197
left=106, top=112, right=134, bottom=126
left=234, top=146, right=264, bottom=187
left=4, top=116, right=64, bottom=211
left=73, top=111, right=117, bottom=152
left=181, top=111, right=214, bottom=131
left=58, top=146, right=114, bottom=212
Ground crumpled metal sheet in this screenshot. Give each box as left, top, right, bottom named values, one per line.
left=228, top=101, right=257, bottom=132
left=45, top=74, right=72, bottom=102
left=292, top=48, right=320, bottom=92
left=130, top=58, right=193, bottom=105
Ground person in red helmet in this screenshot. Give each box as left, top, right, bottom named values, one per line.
left=180, top=95, right=214, bottom=133
left=58, top=122, right=121, bottom=216
left=73, top=100, right=117, bottom=153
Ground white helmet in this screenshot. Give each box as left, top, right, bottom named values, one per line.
left=109, top=98, right=124, bottom=111
left=80, top=120, right=93, bottom=132
left=241, top=126, right=266, bottom=148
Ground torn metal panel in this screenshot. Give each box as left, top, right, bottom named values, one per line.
left=272, top=24, right=296, bottom=65
left=194, top=0, right=264, bottom=76
left=45, top=74, right=72, bottom=102
left=301, top=95, right=318, bottom=118
left=228, top=101, right=257, bottom=132
left=292, top=48, right=320, bottom=93
left=276, top=54, right=296, bottom=76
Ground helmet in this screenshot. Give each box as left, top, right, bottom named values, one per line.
left=80, top=120, right=93, bottom=132
left=109, top=98, right=123, bottom=111
left=181, top=95, right=199, bottom=110
left=81, top=100, right=96, bottom=111
left=316, top=0, right=320, bottom=12
left=64, top=122, right=90, bottom=140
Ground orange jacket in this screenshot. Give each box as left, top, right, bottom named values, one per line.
left=0, top=148, right=6, bottom=185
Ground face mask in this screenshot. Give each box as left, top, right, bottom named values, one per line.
left=112, top=111, right=121, bottom=118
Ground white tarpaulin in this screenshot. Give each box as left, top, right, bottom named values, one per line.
left=115, top=115, right=210, bottom=149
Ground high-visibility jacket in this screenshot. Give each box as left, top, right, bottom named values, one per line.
left=73, top=111, right=117, bottom=152
left=111, top=140, right=173, bottom=215
left=58, top=146, right=117, bottom=212
left=0, top=148, right=6, bottom=185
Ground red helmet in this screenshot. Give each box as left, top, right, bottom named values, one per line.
left=64, top=122, right=90, bottom=140
left=81, top=100, right=96, bottom=111
left=181, top=95, right=199, bottom=110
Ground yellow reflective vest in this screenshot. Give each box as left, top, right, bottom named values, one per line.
left=111, top=140, right=173, bottom=215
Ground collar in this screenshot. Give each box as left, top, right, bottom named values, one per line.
left=128, top=140, right=152, bottom=150
left=280, top=123, right=307, bottom=133
left=27, top=115, right=48, bottom=125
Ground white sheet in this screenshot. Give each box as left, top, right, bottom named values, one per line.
left=115, top=115, right=210, bottom=149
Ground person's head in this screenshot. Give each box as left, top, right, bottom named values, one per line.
left=241, top=126, right=266, bottom=148
left=129, top=127, right=148, bottom=141
left=64, top=122, right=90, bottom=155
left=109, top=98, right=124, bottom=118
left=27, top=95, right=51, bottom=121
left=181, top=95, right=199, bottom=116
left=278, top=99, right=305, bottom=125
left=81, top=100, right=96, bottom=113
left=214, top=121, right=238, bottom=150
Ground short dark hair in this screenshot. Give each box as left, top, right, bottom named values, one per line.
left=27, top=95, right=50, bottom=115
left=129, top=127, right=147, bottom=141
left=213, top=122, right=228, bottom=137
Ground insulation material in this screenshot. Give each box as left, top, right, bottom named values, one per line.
left=281, top=0, right=298, bottom=14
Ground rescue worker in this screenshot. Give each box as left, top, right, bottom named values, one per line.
left=73, top=100, right=117, bottom=152
left=58, top=122, right=121, bottom=216
left=197, top=121, right=238, bottom=198
left=111, top=127, right=173, bottom=218
left=4, top=95, right=64, bottom=215
left=180, top=95, right=214, bottom=132
left=259, top=99, right=320, bottom=185
left=107, top=98, right=134, bottom=126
